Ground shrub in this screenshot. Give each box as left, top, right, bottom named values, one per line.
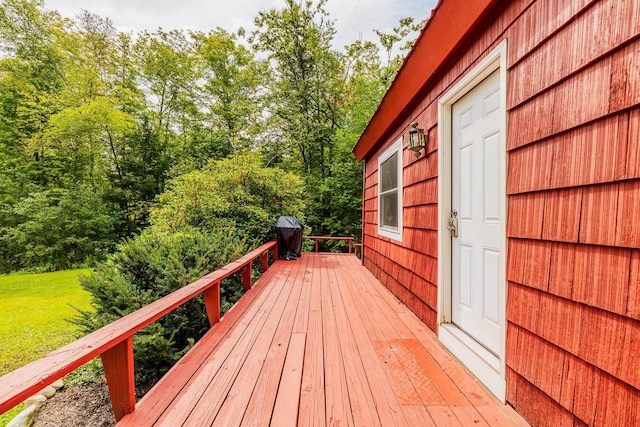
left=73, top=153, right=306, bottom=386
left=0, top=186, right=116, bottom=273
left=150, top=152, right=306, bottom=245
left=72, top=226, right=247, bottom=385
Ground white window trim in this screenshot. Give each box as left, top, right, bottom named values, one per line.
left=377, top=137, right=403, bottom=241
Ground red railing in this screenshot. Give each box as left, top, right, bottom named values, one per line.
left=0, top=241, right=278, bottom=421
left=304, top=236, right=356, bottom=254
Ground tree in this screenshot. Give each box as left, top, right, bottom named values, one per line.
left=104, top=116, right=171, bottom=236
left=61, top=15, right=169, bottom=235
left=0, top=2, right=176, bottom=271
left=40, top=96, right=136, bottom=187
left=0, top=0, right=66, bottom=94
left=375, top=17, right=426, bottom=83
left=150, top=152, right=306, bottom=246
left=133, top=29, right=197, bottom=147
left=315, top=39, right=387, bottom=245
left=0, top=186, right=116, bottom=273
left=0, top=0, right=66, bottom=157
left=188, top=29, right=266, bottom=162
left=252, top=0, right=344, bottom=177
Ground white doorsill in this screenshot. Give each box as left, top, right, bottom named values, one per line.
left=439, top=323, right=505, bottom=402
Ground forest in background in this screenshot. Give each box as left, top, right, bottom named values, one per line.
left=0, top=0, right=425, bottom=274
left=0, top=0, right=429, bottom=388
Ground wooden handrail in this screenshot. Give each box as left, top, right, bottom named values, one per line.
left=0, top=241, right=278, bottom=420
left=303, top=236, right=356, bottom=254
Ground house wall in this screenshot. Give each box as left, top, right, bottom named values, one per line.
left=361, top=0, right=640, bottom=424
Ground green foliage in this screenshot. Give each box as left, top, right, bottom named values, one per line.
left=133, top=28, right=197, bottom=147
left=252, top=0, right=343, bottom=177
left=151, top=152, right=306, bottom=246
left=73, top=226, right=247, bottom=384
left=0, top=0, right=65, bottom=93
left=105, top=116, right=171, bottom=236
left=40, top=96, right=136, bottom=185
left=190, top=29, right=266, bottom=159
left=375, top=16, right=426, bottom=72
left=0, top=0, right=429, bottom=272
left=0, top=187, right=116, bottom=273
left=310, top=37, right=390, bottom=244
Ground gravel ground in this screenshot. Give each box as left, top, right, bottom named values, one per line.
left=32, top=380, right=115, bottom=427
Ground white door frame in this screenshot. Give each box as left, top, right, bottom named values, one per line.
left=437, top=40, right=508, bottom=402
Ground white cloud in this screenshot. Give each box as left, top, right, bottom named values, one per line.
left=45, top=0, right=436, bottom=51
left=326, top=0, right=434, bottom=48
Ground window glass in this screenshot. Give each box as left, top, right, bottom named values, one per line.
left=381, top=192, right=398, bottom=227
left=380, top=153, right=398, bottom=193
left=377, top=138, right=402, bottom=241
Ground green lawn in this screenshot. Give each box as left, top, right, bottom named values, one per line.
left=0, top=269, right=93, bottom=425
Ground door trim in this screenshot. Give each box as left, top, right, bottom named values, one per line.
left=437, top=40, right=508, bottom=402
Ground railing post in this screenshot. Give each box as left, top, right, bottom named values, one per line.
left=349, top=240, right=353, bottom=254
left=315, top=239, right=319, bottom=252
left=242, top=264, right=252, bottom=291
left=260, top=251, right=269, bottom=272
left=203, top=281, right=221, bottom=326
left=101, top=337, right=135, bottom=421
left=354, top=244, right=362, bottom=258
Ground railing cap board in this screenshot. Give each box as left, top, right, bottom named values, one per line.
left=304, top=236, right=355, bottom=240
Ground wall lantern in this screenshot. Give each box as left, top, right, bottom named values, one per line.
left=407, top=121, right=427, bottom=158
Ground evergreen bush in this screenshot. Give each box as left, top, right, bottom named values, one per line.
left=73, top=154, right=305, bottom=386
left=72, top=226, right=247, bottom=385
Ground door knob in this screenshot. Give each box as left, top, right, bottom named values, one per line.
left=447, top=209, right=458, bottom=238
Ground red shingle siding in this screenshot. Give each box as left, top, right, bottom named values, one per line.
left=625, top=109, right=640, bottom=178
left=363, top=146, right=439, bottom=330
left=548, top=242, right=576, bottom=300
left=506, top=192, right=545, bottom=239
left=508, top=113, right=629, bottom=193
left=578, top=183, right=619, bottom=246
left=507, top=286, right=640, bottom=424
left=507, top=0, right=593, bottom=66
left=616, top=180, right=640, bottom=247
left=509, top=0, right=640, bottom=109
left=542, top=188, right=582, bottom=242
left=361, top=0, right=640, bottom=424
left=508, top=367, right=576, bottom=426
left=628, top=251, right=640, bottom=320
left=572, top=245, right=630, bottom=316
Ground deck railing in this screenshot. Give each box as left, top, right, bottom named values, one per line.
left=304, top=236, right=356, bottom=254
left=0, top=241, right=278, bottom=421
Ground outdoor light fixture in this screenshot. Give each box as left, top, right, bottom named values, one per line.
left=407, top=121, right=427, bottom=158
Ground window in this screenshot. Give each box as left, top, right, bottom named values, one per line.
left=378, top=138, right=403, bottom=241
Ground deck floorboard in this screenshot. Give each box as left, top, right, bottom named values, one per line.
left=118, top=253, right=527, bottom=427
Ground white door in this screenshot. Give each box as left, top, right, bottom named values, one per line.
left=451, top=70, right=503, bottom=356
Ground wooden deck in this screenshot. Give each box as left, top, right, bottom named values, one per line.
left=118, top=253, right=526, bottom=426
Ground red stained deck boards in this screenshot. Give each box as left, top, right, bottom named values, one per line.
left=117, top=254, right=523, bottom=426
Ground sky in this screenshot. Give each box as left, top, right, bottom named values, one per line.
left=43, top=0, right=437, bottom=51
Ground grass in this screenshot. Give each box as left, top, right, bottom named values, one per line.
left=0, top=269, right=93, bottom=426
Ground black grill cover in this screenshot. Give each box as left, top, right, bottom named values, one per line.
left=275, top=216, right=303, bottom=260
